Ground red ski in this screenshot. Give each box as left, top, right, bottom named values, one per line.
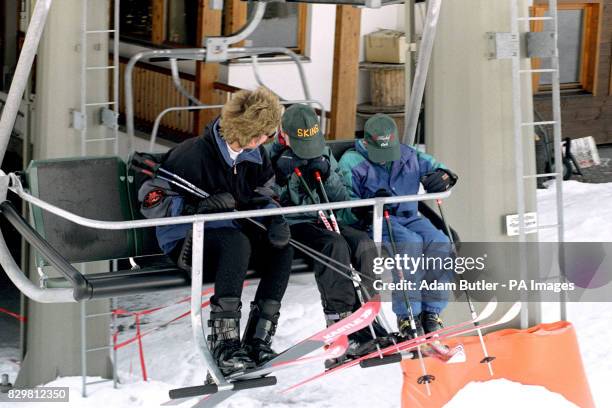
left=281, top=301, right=520, bottom=393
left=164, top=300, right=381, bottom=407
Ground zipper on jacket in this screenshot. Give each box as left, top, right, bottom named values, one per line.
left=233, top=164, right=237, bottom=175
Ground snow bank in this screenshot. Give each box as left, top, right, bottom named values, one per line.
left=538, top=180, right=612, bottom=241
left=444, top=379, right=578, bottom=408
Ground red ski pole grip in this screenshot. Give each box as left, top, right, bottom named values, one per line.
left=314, top=171, right=322, bottom=182
left=383, top=210, right=390, bottom=219
left=294, top=167, right=303, bottom=177
left=144, top=159, right=159, bottom=170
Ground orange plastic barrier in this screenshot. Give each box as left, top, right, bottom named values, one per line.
left=401, top=321, right=594, bottom=408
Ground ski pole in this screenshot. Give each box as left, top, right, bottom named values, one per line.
left=133, top=160, right=379, bottom=287
left=312, top=170, right=398, bottom=337
left=295, top=167, right=388, bottom=351
left=293, top=168, right=334, bottom=232
left=132, top=165, right=207, bottom=200
left=305, top=168, right=395, bottom=355
left=132, top=154, right=209, bottom=199
left=384, top=210, right=433, bottom=396
left=313, top=171, right=340, bottom=233
left=436, top=199, right=495, bottom=376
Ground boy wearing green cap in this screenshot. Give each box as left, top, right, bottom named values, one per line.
left=338, top=113, right=458, bottom=339
left=268, top=104, right=391, bottom=364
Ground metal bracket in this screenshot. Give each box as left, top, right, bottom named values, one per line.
left=205, top=37, right=229, bottom=62
left=486, top=32, right=519, bottom=60
left=365, top=0, right=382, bottom=8
left=71, top=110, right=85, bottom=131
left=526, top=31, right=555, bottom=58
left=209, top=0, right=224, bottom=10
left=99, top=108, right=119, bottom=130
left=205, top=2, right=266, bottom=62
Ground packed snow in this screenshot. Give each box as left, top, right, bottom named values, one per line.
left=0, top=180, right=611, bottom=408
left=443, top=379, right=578, bottom=408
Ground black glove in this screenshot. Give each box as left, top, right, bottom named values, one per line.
left=274, top=150, right=308, bottom=186
left=266, top=216, right=291, bottom=248
left=182, top=192, right=236, bottom=215
left=305, top=156, right=331, bottom=185
left=420, top=168, right=458, bottom=193
left=352, top=189, right=393, bottom=221
left=242, top=196, right=273, bottom=210
left=374, top=189, right=392, bottom=198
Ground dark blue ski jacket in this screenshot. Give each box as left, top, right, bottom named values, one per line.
left=338, top=140, right=446, bottom=224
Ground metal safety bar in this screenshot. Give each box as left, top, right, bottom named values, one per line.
left=0, top=171, right=451, bottom=304
left=148, top=100, right=326, bottom=152
left=125, top=46, right=312, bottom=152
left=169, top=59, right=203, bottom=107
left=1, top=170, right=451, bottom=388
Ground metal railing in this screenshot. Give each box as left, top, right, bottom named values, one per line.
left=124, top=46, right=312, bottom=153
left=1, top=170, right=451, bottom=305
left=148, top=99, right=326, bottom=152
left=1, top=171, right=452, bottom=387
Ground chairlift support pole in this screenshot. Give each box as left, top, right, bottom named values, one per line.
left=0, top=0, right=53, bottom=165
left=403, top=0, right=442, bottom=146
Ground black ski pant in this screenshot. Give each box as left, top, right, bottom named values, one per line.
left=170, top=227, right=293, bottom=303
left=290, top=222, right=378, bottom=315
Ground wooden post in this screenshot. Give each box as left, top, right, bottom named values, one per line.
left=152, top=0, right=165, bottom=44
left=329, top=5, right=361, bottom=140
left=195, top=0, right=223, bottom=134
left=223, top=0, right=248, bottom=37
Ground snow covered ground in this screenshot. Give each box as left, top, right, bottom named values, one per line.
left=1, top=180, right=611, bottom=408
left=444, top=379, right=578, bottom=408
left=538, top=181, right=612, bottom=408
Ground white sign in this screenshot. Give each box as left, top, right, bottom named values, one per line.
left=505, top=212, right=538, bottom=236
left=569, top=136, right=600, bottom=169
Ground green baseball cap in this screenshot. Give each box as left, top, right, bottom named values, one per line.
left=364, top=114, right=400, bottom=163
left=282, top=104, right=325, bottom=159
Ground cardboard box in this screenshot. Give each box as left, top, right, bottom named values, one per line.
left=365, top=29, right=407, bottom=64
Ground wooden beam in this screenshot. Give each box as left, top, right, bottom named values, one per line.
left=329, top=5, right=361, bottom=140
left=297, top=5, right=309, bottom=54
left=195, top=0, right=223, bottom=133
left=152, top=0, right=165, bottom=44
left=223, top=0, right=248, bottom=37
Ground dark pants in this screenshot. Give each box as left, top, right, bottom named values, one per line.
left=290, top=222, right=378, bottom=315
left=171, top=227, right=293, bottom=303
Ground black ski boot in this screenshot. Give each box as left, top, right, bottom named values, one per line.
left=420, top=312, right=450, bottom=355
left=242, top=299, right=281, bottom=366
left=421, top=311, right=443, bottom=334
left=177, top=230, right=192, bottom=272
left=324, top=312, right=394, bottom=369
left=397, top=314, right=425, bottom=339
left=208, top=297, right=256, bottom=376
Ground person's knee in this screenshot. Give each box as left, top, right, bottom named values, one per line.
left=321, top=232, right=350, bottom=255
left=352, top=231, right=376, bottom=255
left=424, top=231, right=452, bottom=257
left=224, top=229, right=252, bottom=263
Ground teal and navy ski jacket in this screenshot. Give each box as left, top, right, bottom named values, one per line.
left=267, top=141, right=357, bottom=226
left=338, top=140, right=446, bottom=222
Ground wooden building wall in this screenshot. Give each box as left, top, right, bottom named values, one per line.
left=534, top=0, right=612, bottom=145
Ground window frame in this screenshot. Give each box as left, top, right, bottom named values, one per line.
left=530, top=1, right=602, bottom=95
